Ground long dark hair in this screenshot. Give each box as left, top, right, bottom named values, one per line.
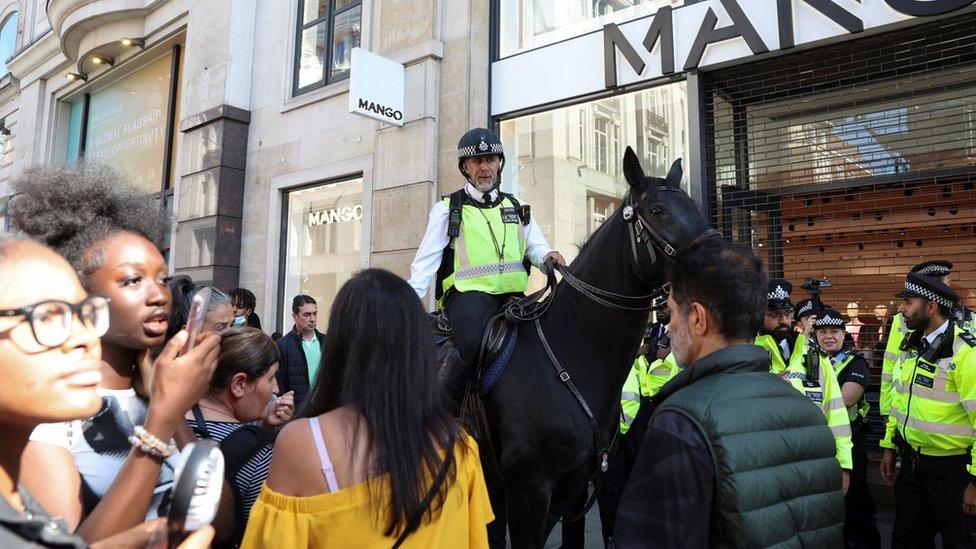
left=301, top=269, right=462, bottom=536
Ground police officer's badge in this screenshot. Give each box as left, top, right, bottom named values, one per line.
left=478, top=139, right=488, bottom=152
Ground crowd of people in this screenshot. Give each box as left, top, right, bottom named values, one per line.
left=0, top=164, right=493, bottom=548
left=2, top=128, right=976, bottom=549
left=601, top=258, right=976, bottom=548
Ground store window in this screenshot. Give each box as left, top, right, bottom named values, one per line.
left=294, top=0, right=362, bottom=95
left=706, top=14, right=976, bottom=449
left=498, top=0, right=678, bottom=58
left=0, top=12, right=18, bottom=79
left=498, top=81, right=688, bottom=290
left=63, top=47, right=182, bottom=194
left=279, top=177, right=364, bottom=331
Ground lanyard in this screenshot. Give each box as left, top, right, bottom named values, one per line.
left=474, top=202, right=509, bottom=274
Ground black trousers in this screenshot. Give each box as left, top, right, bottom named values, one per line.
left=892, top=452, right=976, bottom=548
left=444, top=290, right=512, bottom=369
left=844, top=424, right=881, bottom=548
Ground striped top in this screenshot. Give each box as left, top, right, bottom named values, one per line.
left=187, top=419, right=274, bottom=523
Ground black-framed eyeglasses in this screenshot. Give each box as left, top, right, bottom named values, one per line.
left=0, top=295, right=111, bottom=348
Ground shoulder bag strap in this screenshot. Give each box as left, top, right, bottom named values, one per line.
left=190, top=405, right=211, bottom=439
left=392, top=445, right=456, bottom=548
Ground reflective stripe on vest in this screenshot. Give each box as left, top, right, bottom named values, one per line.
left=441, top=196, right=528, bottom=296
left=880, top=313, right=908, bottom=418
left=781, top=350, right=854, bottom=470
left=832, top=353, right=870, bottom=422
left=755, top=335, right=788, bottom=374
left=887, top=325, right=976, bottom=455
left=642, top=353, right=681, bottom=399
left=619, top=358, right=644, bottom=435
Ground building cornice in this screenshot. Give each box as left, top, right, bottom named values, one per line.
left=6, top=31, right=62, bottom=81
left=46, top=0, right=166, bottom=69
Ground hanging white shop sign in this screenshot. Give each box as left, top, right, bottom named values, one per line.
left=349, top=48, right=405, bottom=126
left=491, top=0, right=976, bottom=116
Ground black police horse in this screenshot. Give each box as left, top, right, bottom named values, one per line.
left=461, top=146, right=717, bottom=547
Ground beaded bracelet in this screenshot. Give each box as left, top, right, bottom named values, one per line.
left=128, top=425, right=177, bottom=459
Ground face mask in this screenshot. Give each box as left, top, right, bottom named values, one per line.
left=232, top=315, right=247, bottom=327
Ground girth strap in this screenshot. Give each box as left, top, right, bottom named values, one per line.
left=534, top=318, right=617, bottom=523
left=534, top=319, right=612, bottom=473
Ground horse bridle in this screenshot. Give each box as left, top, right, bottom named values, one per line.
left=556, top=186, right=721, bottom=312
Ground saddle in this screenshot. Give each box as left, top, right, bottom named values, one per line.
left=431, top=262, right=558, bottom=400
left=432, top=307, right=518, bottom=397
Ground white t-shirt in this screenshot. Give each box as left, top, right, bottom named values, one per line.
left=30, top=388, right=180, bottom=520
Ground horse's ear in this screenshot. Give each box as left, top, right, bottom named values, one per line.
left=666, top=158, right=682, bottom=188
left=623, top=146, right=644, bottom=189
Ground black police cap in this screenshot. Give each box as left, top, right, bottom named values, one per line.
left=911, top=260, right=953, bottom=277
left=767, top=278, right=793, bottom=310
left=895, top=272, right=959, bottom=309
left=813, top=308, right=846, bottom=329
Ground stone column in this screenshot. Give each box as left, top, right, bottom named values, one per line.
left=368, top=0, right=444, bottom=281
left=368, top=0, right=490, bottom=307
left=172, top=0, right=255, bottom=288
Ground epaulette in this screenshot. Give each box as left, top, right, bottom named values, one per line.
left=960, top=331, right=976, bottom=349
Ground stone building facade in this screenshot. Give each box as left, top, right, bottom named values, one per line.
left=0, top=0, right=489, bottom=331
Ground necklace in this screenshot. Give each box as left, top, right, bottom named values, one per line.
left=196, top=399, right=238, bottom=422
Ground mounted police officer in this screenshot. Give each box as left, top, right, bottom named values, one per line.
left=879, top=271, right=976, bottom=547
left=408, top=128, right=565, bottom=374
left=814, top=308, right=881, bottom=548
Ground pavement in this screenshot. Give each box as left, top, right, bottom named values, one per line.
left=519, top=461, right=912, bottom=548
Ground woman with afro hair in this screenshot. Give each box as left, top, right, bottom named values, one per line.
left=9, top=163, right=226, bottom=544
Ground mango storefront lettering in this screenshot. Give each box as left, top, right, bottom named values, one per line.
left=308, top=204, right=364, bottom=226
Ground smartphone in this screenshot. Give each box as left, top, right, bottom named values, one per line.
left=182, top=287, right=212, bottom=355
left=167, top=439, right=224, bottom=548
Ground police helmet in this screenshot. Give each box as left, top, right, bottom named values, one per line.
left=457, top=128, right=505, bottom=181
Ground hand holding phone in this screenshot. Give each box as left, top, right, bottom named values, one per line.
left=181, top=287, right=212, bottom=355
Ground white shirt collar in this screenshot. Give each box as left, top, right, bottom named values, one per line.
left=924, top=320, right=951, bottom=345
left=465, top=183, right=498, bottom=204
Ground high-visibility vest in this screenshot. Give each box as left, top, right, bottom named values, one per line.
left=880, top=325, right=976, bottom=475
left=755, top=334, right=788, bottom=374
left=880, top=313, right=908, bottom=418
left=619, top=353, right=682, bottom=434
left=755, top=334, right=804, bottom=374
left=619, top=357, right=646, bottom=435
left=642, top=352, right=680, bottom=398
left=440, top=196, right=528, bottom=297
left=831, top=352, right=870, bottom=423
left=775, top=343, right=854, bottom=470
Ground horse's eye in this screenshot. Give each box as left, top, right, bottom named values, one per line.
left=650, top=205, right=664, bottom=215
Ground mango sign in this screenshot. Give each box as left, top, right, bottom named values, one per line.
left=348, top=48, right=405, bottom=127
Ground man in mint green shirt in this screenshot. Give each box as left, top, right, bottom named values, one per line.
left=275, top=295, right=325, bottom=408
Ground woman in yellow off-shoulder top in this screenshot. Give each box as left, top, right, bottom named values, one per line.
left=241, top=269, right=493, bottom=548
